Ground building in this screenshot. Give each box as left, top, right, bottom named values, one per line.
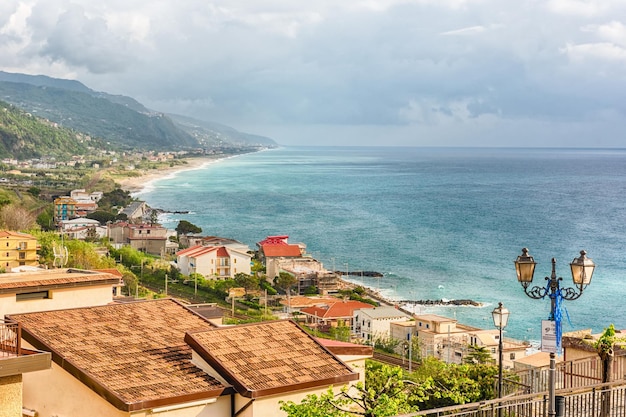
left=70, top=189, right=103, bottom=202
left=108, top=222, right=170, bottom=255
left=53, top=196, right=77, bottom=222
left=354, top=306, right=412, bottom=342
left=399, top=313, right=530, bottom=367
left=0, top=268, right=122, bottom=318
left=176, top=245, right=252, bottom=279
left=59, top=218, right=107, bottom=240
left=8, top=299, right=363, bottom=417
left=119, top=201, right=148, bottom=222
left=300, top=299, right=375, bottom=331
left=0, top=320, right=51, bottom=417
left=0, top=231, right=39, bottom=271
left=180, top=235, right=250, bottom=253
left=256, top=235, right=305, bottom=279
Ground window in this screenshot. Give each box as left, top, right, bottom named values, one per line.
left=17, top=291, right=50, bottom=301
left=19, top=252, right=26, bottom=260
left=510, top=353, right=516, bottom=360
left=234, top=258, right=237, bottom=263
left=491, top=348, right=496, bottom=353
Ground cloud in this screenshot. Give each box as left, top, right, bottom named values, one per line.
left=1, top=0, right=626, bottom=146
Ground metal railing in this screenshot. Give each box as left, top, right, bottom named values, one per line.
left=400, top=379, right=626, bottom=417
left=513, top=356, right=625, bottom=394
left=0, top=320, right=21, bottom=357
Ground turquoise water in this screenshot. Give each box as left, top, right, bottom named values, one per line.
left=138, top=147, right=626, bottom=342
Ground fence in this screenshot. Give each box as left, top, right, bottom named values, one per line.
left=512, top=355, right=625, bottom=395
left=0, top=319, right=21, bottom=356
left=400, top=379, right=626, bottom=417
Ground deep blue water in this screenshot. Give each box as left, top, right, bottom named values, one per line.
left=138, top=147, right=626, bottom=342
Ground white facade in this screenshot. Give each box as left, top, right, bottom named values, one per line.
left=353, top=306, right=412, bottom=342
left=176, top=245, right=252, bottom=279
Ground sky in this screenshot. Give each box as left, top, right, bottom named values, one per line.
left=1, top=1, right=626, bottom=147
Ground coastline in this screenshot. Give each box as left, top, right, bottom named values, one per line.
left=116, top=156, right=221, bottom=194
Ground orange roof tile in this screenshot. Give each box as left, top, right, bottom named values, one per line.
left=185, top=320, right=358, bottom=398
left=262, top=244, right=301, bottom=257
left=8, top=299, right=227, bottom=412
left=0, top=230, right=36, bottom=239
left=301, top=300, right=375, bottom=319
left=0, top=268, right=121, bottom=294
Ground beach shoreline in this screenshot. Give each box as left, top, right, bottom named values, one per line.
left=116, top=156, right=221, bottom=194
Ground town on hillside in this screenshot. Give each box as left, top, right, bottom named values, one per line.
left=0, top=186, right=622, bottom=417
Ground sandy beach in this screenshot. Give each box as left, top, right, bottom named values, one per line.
left=116, top=156, right=219, bottom=194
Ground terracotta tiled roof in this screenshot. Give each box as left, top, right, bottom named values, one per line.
left=94, top=268, right=123, bottom=278
left=8, top=299, right=226, bottom=412
left=0, top=230, right=36, bottom=239
left=185, top=320, right=358, bottom=398
left=177, top=245, right=218, bottom=257
left=301, top=300, right=374, bottom=319
left=0, top=268, right=121, bottom=294
left=262, top=244, right=302, bottom=257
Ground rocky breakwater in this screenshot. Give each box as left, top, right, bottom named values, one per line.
left=401, top=299, right=482, bottom=307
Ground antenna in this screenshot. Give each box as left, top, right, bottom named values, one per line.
left=53, top=242, right=68, bottom=268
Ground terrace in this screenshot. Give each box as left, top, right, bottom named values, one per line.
left=0, top=320, right=51, bottom=376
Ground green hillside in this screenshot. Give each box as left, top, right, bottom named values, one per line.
left=0, top=81, right=198, bottom=149
left=0, top=71, right=278, bottom=150
left=0, top=101, right=103, bottom=159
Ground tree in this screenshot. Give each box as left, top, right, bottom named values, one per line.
left=0, top=204, right=37, bottom=231
left=36, top=206, right=55, bottom=231
left=274, top=272, right=297, bottom=295
left=175, top=220, right=202, bottom=235
left=87, top=210, right=117, bottom=224
left=280, top=362, right=419, bottom=417
left=149, top=209, right=158, bottom=225
left=407, top=356, right=500, bottom=409
left=234, top=272, right=260, bottom=292
left=595, top=324, right=617, bottom=417
left=463, top=344, right=494, bottom=365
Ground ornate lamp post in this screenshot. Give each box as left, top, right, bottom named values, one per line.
left=492, top=302, right=510, bottom=404
left=514, top=248, right=595, bottom=417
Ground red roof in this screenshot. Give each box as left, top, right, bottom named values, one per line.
left=176, top=245, right=230, bottom=258
left=262, top=244, right=301, bottom=257
left=258, top=235, right=290, bottom=245
left=301, top=300, right=374, bottom=319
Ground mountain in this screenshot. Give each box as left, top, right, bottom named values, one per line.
left=168, top=113, right=277, bottom=147
left=0, top=100, right=105, bottom=160
left=0, top=71, right=277, bottom=151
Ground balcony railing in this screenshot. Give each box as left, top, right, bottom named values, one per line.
left=400, top=379, right=626, bottom=417
left=0, top=320, right=21, bottom=357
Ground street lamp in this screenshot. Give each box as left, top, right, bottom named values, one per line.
left=492, top=302, right=509, bottom=403
left=514, top=248, right=595, bottom=417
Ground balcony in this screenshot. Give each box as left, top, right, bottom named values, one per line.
left=0, top=320, right=51, bottom=377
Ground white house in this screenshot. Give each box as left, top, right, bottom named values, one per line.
left=353, top=306, right=412, bottom=342
left=59, top=218, right=107, bottom=240
left=176, top=245, right=252, bottom=279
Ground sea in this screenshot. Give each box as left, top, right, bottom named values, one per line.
left=136, top=146, right=626, bottom=343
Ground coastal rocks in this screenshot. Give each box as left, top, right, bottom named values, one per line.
left=335, top=270, right=384, bottom=277
left=401, top=299, right=482, bottom=307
